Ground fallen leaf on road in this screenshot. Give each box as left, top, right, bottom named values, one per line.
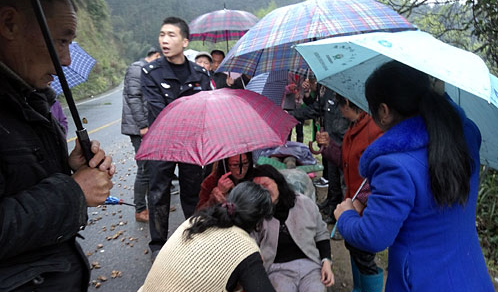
left=98, top=275, right=108, bottom=282
left=112, top=230, right=124, bottom=240
left=170, top=206, right=176, bottom=212
left=97, top=243, right=104, bottom=249
left=91, top=262, right=101, bottom=269
left=144, top=249, right=149, bottom=254
left=111, top=270, right=123, bottom=278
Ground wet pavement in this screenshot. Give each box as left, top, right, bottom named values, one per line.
left=64, top=86, right=184, bottom=291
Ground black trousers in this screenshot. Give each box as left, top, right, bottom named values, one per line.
left=147, top=160, right=203, bottom=252
left=345, top=241, right=379, bottom=275
left=325, top=160, right=344, bottom=221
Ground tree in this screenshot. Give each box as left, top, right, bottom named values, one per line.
left=380, top=0, right=497, bottom=74
left=468, top=0, right=498, bottom=73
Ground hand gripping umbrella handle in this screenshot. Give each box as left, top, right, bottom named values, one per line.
left=309, top=126, right=325, bottom=154
left=309, top=141, right=324, bottom=155
left=31, top=0, right=93, bottom=162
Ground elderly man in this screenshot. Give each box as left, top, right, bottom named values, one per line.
left=0, top=0, right=114, bottom=291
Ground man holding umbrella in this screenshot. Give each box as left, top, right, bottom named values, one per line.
left=141, top=16, right=211, bottom=257
left=0, top=0, right=114, bottom=291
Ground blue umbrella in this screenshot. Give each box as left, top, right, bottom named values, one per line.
left=50, top=42, right=96, bottom=95
left=246, top=70, right=288, bottom=106
left=216, top=0, right=415, bottom=76
left=296, top=30, right=498, bottom=169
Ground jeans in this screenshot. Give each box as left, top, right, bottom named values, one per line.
left=147, top=160, right=203, bottom=252
left=130, top=135, right=149, bottom=213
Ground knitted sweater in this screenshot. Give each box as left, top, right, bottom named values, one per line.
left=139, top=220, right=260, bottom=292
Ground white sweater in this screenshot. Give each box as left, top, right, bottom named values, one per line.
left=139, top=219, right=260, bottom=292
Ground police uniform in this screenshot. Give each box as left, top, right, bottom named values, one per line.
left=141, top=55, right=211, bottom=253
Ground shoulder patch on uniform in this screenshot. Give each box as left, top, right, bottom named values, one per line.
left=142, top=59, right=161, bottom=74
left=193, top=64, right=210, bottom=76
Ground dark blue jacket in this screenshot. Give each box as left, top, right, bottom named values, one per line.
left=141, top=55, right=211, bottom=125
left=338, top=108, right=494, bottom=291
left=0, top=65, right=89, bottom=291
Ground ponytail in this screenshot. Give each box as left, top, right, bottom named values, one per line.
left=365, top=61, right=473, bottom=206
left=184, top=181, right=273, bottom=239
left=418, top=90, right=472, bottom=206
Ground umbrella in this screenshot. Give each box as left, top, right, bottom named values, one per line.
left=135, top=88, right=298, bottom=166
left=295, top=30, right=498, bottom=169
left=246, top=70, right=288, bottom=106
left=189, top=8, right=258, bottom=52
left=50, top=42, right=97, bottom=95
left=216, top=0, right=415, bottom=77
left=184, top=49, right=200, bottom=62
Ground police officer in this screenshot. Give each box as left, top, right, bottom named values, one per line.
left=141, top=17, right=211, bottom=257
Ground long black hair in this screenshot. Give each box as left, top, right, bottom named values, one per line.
left=184, top=181, right=273, bottom=239
left=252, top=164, right=296, bottom=210
left=365, top=60, right=472, bottom=206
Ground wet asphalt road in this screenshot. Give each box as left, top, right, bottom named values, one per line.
left=64, top=86, right=183, bottom=291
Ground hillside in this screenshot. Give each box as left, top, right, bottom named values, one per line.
left=66, top=0, right=127, bottom=101
left=105, top=0, right=301, bottom=62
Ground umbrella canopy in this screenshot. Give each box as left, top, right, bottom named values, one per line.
left=246, top=70, right=289, bottom=106
left=217, top=0, right=415, bottom=76
left=50, top=42, right=96, bottom=95
left=184, top=49, right=199, bottom=62
left=189, top=8, right=259, bottom=43
left=135, top=88, right=298, bottom=166
left=295, top=30, right=498, bottom=169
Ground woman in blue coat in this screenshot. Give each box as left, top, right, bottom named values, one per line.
left=334, top=60, right=494, bottom=292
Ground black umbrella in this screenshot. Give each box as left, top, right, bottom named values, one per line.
left=31, top=0, right=93, bottom=162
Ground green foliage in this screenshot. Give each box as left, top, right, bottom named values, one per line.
left=467, top=0, right=498, bottom=74
left=104, top=0, right=301, bottom=61
left=65, top=0, right=126, bottom=101
left=384, top=0, right=497, bottom=75
left=477, top=167, right=498, bottom=271
left=255, top=0, right=279, bottom=18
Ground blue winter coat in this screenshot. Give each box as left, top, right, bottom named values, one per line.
left=337, top=110, right=494, bottom=291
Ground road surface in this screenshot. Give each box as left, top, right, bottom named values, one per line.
left=64, top=86, right=183, bottom=291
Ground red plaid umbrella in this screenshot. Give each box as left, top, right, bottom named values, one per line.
left=189, top=8, right=258, bottom=43
left=135, top=88, right=298, bottom=166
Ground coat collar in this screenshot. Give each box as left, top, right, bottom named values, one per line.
left=0, top=61, right=55, bottom=124
left=348, top=111, right=370, bottom=136
left=156, top=55, right=204, bottom=84
left=359, top=116, right=428, bottom=177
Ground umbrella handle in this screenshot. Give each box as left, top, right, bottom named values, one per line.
left=309, top=125, right=324, bottom=154
left=309, top=140, right=324, bottom=154
left=76, top=129, right=94, bottom=162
